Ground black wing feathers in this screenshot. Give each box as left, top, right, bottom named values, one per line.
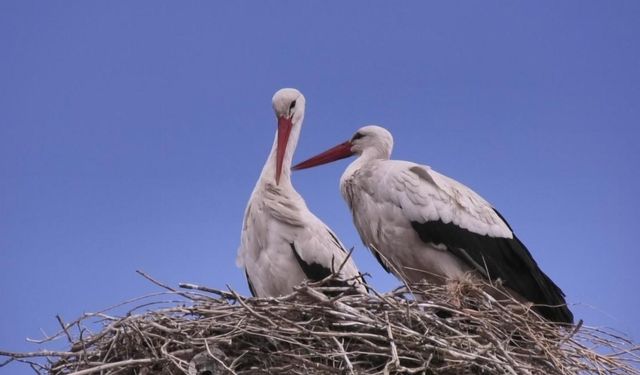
left=245, top=270, right=257, bottom=297
left=371, top=248, right=391, bottom=274
left=410, top=217, right=573, bottom=323
left=290, top=243, right=333, bottom=281
left=290, top=242, right=365, bottom=295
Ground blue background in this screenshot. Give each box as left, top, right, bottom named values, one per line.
left=1, top=2, right=639, bottom=373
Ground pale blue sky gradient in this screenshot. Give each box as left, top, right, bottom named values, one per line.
left=1, top=2, right=639, bottom=373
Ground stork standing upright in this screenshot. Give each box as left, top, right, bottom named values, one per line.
left=236, top=89, right=365, bottom=297
left=293, top=125, right=573, bottom=323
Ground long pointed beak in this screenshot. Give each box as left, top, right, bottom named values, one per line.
left=276, top=116, right=293, bottom=185
left=292, top=141, right=355, bottom=171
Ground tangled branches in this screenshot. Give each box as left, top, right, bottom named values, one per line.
left=1, top=273, right=638, bottom=374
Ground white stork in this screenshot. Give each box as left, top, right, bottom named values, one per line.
left=236, top=89, right=366, bottom=297
left=293, top=125, right=573, bottom=323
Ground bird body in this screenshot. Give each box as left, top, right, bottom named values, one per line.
left=294, top=125, right=572, bottom=323
left=236, top=89, right=365, bottom=297
left=341, top=157, right=511, bottom=282
left=342, top=159, right=475, bottom=283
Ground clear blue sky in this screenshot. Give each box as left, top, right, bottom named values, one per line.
left=1, top=2, right=639, bottom=373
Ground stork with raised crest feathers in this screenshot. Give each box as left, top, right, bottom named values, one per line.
left=236, top=89, right=366, bottom=297
left=294, top=125, right=573, bottom=323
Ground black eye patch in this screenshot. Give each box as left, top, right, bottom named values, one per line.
left=351, top=132, right=365, bottom=142
left=289, top=100, right=297, bottom=110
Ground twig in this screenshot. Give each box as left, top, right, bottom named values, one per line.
left=66, top=358, right=157, bottom=375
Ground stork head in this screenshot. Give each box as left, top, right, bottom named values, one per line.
left=292, top=125, right=394, bottom=171
left=348, top=125, right=394, bottom=157
left=272, top=88, right=306, bottom=185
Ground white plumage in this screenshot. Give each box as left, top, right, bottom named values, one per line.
left=236, top=89, right=365, bottom=297
left=294, top=125, right=572, bottom=323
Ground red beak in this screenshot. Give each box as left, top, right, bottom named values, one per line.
left=292, top=140, right=355, bottom=171
left=276, top=116, right=293, bottom=185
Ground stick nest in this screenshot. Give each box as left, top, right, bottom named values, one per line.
left=2, top=273, right=638, bottom=375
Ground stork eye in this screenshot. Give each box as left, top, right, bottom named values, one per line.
left=289, top=100, right=297, bottom=110
left=351, top=132, right=365, bottom=142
